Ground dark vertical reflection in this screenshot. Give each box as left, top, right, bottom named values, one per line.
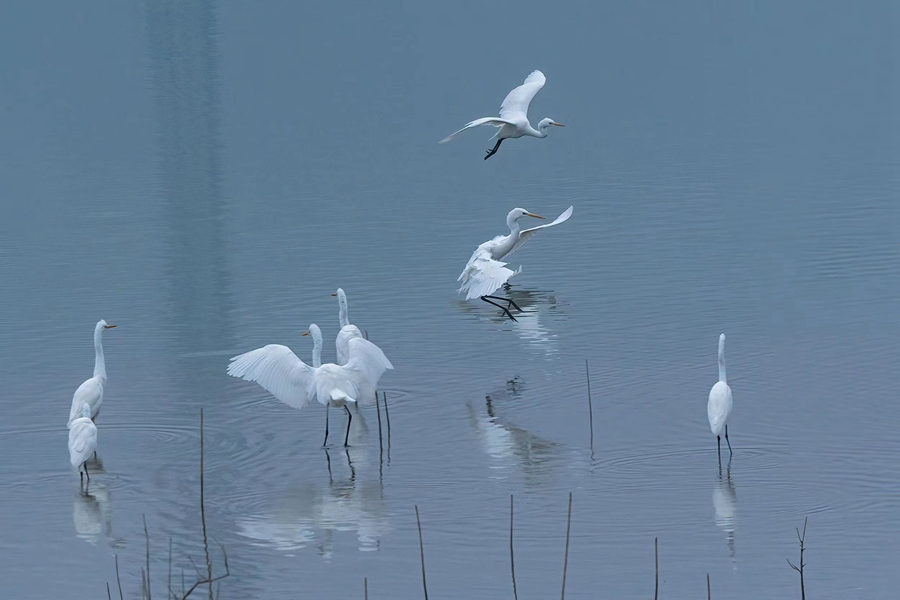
left=147, top=1, right=253, bottom=594
left=147, top=0, right=231, bottom=362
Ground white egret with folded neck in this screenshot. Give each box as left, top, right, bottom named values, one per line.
left=440, top=70, right=564, bottom=160
left=67, top=320, right=117, bottom=428
left=458, top=206, right=574, bottom=320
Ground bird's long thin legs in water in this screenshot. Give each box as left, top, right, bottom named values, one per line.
left=724, top=425, right=732, bottom=456
left=343, top=405, right=353, bottom=447
left=323, top=405, right=330, bottom=447
left=484, top=138, right=504, bottom=160
left=480, top=296, right=517, bottom=321
left=480, top=295, right=522, bottom=321
left=716, top=435, right=722, bottom=466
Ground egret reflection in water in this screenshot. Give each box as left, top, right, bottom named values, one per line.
left=72, top=482, right=120, bottom=547
left=456, top=286, right=563, bottom=355
left=467, top=379, right=564, bottom=486
left=712, top=464, right=737, bottom=567
left=236, top=446, right=388, bottom=558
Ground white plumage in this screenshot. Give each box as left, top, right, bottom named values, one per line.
left=69, top=403, right=98, bottom=486
left=227, top=323, right=393, bottom=446
left=440, top=70, right=564, bottom=159
left=458, top=206, right=573, bottom=319
left=707, top=333, right=734, bottom=461
left=332, top=288, right=363, bottom=366
left=67, top=320, right=117, bottom=428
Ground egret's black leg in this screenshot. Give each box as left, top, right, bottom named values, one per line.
left=503, top=282, right=512, bottom=291
left=480, top=296, right=517, bottom=321
left=79, top=469, right=84, bottom=489
left=325, top=447, right=333, bottom=481
left=725, top=425, right=732, bottom=456
left=322, top=405, right=330, bottom=447
left=484, top=294, right=522, bottom=313
left=717, top=436, right=722, bottom=465
left=343, top=405, right=353, bottom=447
left=484, top=138, right=504, bottom=160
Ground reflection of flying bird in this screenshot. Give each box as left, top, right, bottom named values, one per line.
left=707, top=333, right=734, bottom=463
left=332, top=288, right=363, bottom=366
left=67, top=320, right=117, bottom=427
left=69, top=403, right=98, bottom=488
left=227, top=323, right=393, bottom=447
left=458, top=206, right=573, bottom=320
left=440, top=70, right=564, bottom=160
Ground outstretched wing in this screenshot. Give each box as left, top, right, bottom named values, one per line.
left=459, top=257, right=517, bottom=300
left=499, top=70, right=546, bottom=121
left=342, top=338, right=394, bottom=406
left=439, top=117, right=515, bottom=143
left=227, top=344, right=315, bottom=409
left=506, top=205, right=573, bottom=258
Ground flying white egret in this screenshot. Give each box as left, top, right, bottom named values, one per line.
left=707, top=333, right=734, bottom=462
left=331, top=288, right=363, bottom=366
left=69, top=403, right=98, bottom=488
left=227, top=323, right=393, bottom=447
left=67, top=320, right=117, bottom=428
left=440, top=70, right=564, bottom=159
left=458, top=206, right=574, bottom=320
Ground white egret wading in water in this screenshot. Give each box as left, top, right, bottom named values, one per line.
left=707, top=333, right=734, bottom=463
left=439, top=70, right=564, bottom=160
left=332, top=288, right=363, bottom=366
left=69, top=403, right=98, bottom=488
left=227, top=324, right=393, bottom=447
left=67, top=320, right=117, bottom=428
left=458, top=206, right=574, bottom=320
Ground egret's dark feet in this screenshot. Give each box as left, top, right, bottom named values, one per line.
left=484, top=139, right=503, bottom=160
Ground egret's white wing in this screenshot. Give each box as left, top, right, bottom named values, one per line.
left=336, top=325, right=363, bottom=366
left=459, top=257, right=517, bottom=300
left=439, top=117, right=515, bottom=143
left=499, top=70, right=546, bottom=120
left=227, top=345, right=315, bottom=410
left=506, top=205, right=573, bottom=258
left=342, top=338, right=394, bottom=406
left=68, top=377, right=102, bottom=428
left=68, top=418, right=98, bottom=467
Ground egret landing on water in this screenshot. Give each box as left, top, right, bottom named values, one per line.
left=439, top=70, right=564, bottom=160
left=708, top=333, right=734, bottom=463
left=458, top=206, right=574, bottom=320
left=227, top=323, right=393, bottom=447
left=69, top=403, right=98, bottom=490
left=67, top=320, right=117, bottom=428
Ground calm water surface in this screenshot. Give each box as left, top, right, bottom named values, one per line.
left=1, top=1, right=897, bottom=598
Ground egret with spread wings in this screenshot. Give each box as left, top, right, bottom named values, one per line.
left=440, top=70, right=564, bottom=159
left=227, top=324, right=393, bottom=447
left=458, top=206, right=574, bottom=320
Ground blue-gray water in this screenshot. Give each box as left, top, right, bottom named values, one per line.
left=1, top=1, right=897, bottom=598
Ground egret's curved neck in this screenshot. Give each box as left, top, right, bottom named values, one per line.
left=311, top=328, right=323, bottom=368
left=493, top=216, right=523, bottom=259
left=93, top=324, right=107, bottom=380
left=337, top=291, right=350, bottom=328
left=524, top=124, right=547, bottom=138
left=718, top=337, right=726, bottom=383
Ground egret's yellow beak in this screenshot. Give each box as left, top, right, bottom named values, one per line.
left=552, top=122, right=565, bottom=127
left=104, top=324, right=117, bottom=329
left=331, top=293, right=337, bottom=297
left=526, top=213, right=546, bottom=219
left=302, top=331, right=310, bottom=336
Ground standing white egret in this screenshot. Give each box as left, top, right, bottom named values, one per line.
left=67, top=320, right=117, bottom=428
left=458, top=206, right=574, bottom=320
left=439, top=70, right=564, bottom=159
left=227, top=324, right=393, bottom=447
left=707, top=333, right=734, bottom=462
left=69, top=403, right=98, bottom=488
left=331, top=288, right=363, bottom=366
